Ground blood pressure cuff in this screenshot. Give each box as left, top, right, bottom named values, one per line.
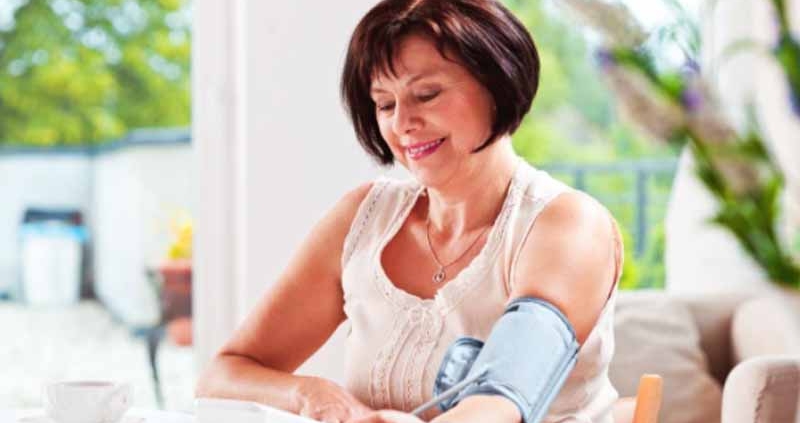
left=433, top=297, right=579, bottom=423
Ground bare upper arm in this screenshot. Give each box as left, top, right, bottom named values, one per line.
left=217, top=182, right=374, bottom=372
left=510, top=191, right=619, bottom=344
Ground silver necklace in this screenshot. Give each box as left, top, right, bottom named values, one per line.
left=425, top=217, right=491, bottom=284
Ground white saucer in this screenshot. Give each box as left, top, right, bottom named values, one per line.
left=17, top=415, right=144, bottom=423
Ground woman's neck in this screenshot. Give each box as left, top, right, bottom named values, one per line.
left=424, top=136, right=518, bottom=238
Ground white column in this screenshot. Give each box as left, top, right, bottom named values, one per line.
left=192, top=0, right=244, bottom=373
left=193, top=0, right=388, bottom=382
left=665, top=0, right=800, bottom=293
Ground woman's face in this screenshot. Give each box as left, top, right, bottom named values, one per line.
left=370, top=34, right=496, bottom=188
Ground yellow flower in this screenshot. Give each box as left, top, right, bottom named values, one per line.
left=166, top=211, right=193, bottom=260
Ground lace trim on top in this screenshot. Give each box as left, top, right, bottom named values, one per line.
left=341, top=181, right=389, bottom=269
left=370, top=162, right=528, bottom=316
left=366, top=300, right=445, bottom=410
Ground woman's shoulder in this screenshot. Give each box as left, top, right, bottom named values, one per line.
left=336, top=175, right=419, bottom=217
left=339, top=181, right=375, bottom=212
left=535, top=190, right=614, bottom=233
left=509, top=160, right=613, bottom=225
left=515, top=162, right=573, bottom=203
left=520, top=183, right=618, bottom=271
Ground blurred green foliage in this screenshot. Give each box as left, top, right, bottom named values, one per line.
left=0, top=0, right=191, bottom=146
left=504, top=0, right=676, bottom=289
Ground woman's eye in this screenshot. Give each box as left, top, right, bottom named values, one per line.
left=418, top=91, right=440, bottom=102
left=377, top=102, right=395, bottom=112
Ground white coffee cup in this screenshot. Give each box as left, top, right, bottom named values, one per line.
left=43, top=380, right=132, bottom=423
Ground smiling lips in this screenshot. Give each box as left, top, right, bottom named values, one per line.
left=405, top=137, right=445, bottom=160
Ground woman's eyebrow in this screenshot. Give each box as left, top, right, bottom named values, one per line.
left=406, top=71, right=438, bottom=85
left=371, top=71, right=441, bottom=94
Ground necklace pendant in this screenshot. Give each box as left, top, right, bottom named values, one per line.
left=433, top=267, right=446, bottom=284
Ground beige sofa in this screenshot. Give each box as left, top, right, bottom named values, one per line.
left=609, top=290, right=800, bottom=423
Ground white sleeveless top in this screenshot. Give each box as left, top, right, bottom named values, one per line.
left=340, top=161, right=621, bottom=422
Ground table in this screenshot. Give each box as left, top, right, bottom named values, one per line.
left=0, top=408, right=195, bottom=423
left=0, top=301, right=196, bottom=410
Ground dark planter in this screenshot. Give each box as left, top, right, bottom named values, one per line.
left=159, top=259, right=192, bottom=345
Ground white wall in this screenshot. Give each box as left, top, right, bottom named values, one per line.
left=193, top=0, right=393, bottom=381
left=92, top=145, right=195, bottom=325
left=0, top=143, right=194, bottom=325
left=0, top=155, right=92, bottom=294
left=665, top=0, right=800, bottom=293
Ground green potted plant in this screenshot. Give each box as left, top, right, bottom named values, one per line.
left=561, top=0, right=800, bottom=290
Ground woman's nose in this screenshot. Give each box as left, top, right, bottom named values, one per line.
left=392, top=102, right=422, bottom=135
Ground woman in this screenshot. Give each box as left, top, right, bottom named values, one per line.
left=196, top=1, right=622, bottom=422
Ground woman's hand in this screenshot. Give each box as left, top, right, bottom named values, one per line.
left=294, top=376, right=373, bottom=423
left=347, top=410, right=427, bottom=423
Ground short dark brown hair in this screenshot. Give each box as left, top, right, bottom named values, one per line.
left=340, top=0, right=540, bottom=165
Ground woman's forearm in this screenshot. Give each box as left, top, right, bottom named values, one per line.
left=430, top=395, right=521, bottom=423
left=195, top=353, right=309, bottom=413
